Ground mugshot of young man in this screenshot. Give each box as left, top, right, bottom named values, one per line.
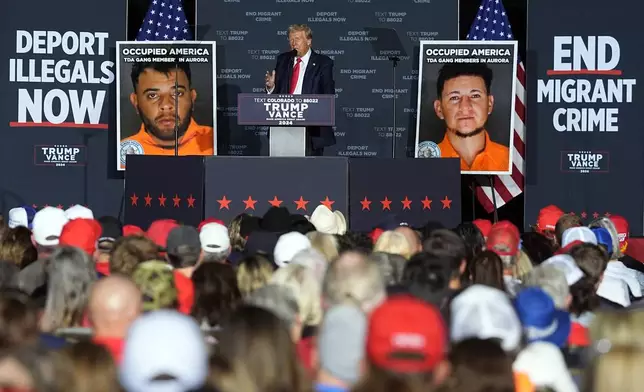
left=119, top=62, right=214, bottom=168
left=431, top=63, right=509, bottom=172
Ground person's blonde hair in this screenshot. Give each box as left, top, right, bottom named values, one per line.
left=237, top=254, right=274, bottom=297
left=110, top=235, right=159, bottom=276
left=271, top=264, right=322, bottom=326
left=288, top=24, right=313, bottom=39
left=586, top=311, right=644, bottom=392
left=373, top=231, right=413, bottom=260
left=228, top=214, right=247, bottom=252
left=515, top=250, right=533, bottom=280
left=306, top=231, right=339, bottom=262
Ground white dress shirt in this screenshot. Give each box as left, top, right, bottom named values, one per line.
left=267, top=49, right=311, bottom=94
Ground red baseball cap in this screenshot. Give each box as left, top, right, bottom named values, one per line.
left=610, top=215, right=629, bottom=250
left=367, top=295, right=446, bottom=373
left=147, top=219, right=179, bottom=249
left=59, top=218, right=102, bottom=255
left=486, top=220, right=521, bottom=257
left=123, top=224, right=144, bottom=236
left=536, top=205, right=564, bottom=233
left=472, top=219, right=493, bottom=238
left=198, top=217, right=225, bottom=232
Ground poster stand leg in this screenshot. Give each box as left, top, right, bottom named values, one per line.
left=488, top=175, right=499, bottom=223
left=389, top=56, right=399, bottom=158
left=470, top=176, right=477, bottom=220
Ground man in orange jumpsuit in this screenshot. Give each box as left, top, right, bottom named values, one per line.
left=432, top=63, right=509, bottom=172
left=120, top=62, right=214, bottom=169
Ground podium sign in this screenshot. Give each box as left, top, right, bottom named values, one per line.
left=237, top=94, right=336, bottom=127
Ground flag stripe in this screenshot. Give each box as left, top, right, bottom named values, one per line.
left=469, top=0, right=526, bottom=215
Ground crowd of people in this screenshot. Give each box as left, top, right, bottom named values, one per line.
left=0, top=202, right=640, bottom=392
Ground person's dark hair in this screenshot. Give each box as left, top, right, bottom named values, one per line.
left=167, top=246, right=201, bottom=269
left=520, top=232, right=554, bottom=265
left=191, top=263, right=242, bottom=328
left=419, top=220, right=445, bottom=242
left=402, top=252, right=454, bottom=311
left=423, top=229, right=468, bottom=266
left=569, top=243, right=609, bottom=281
left=467, top=250, right=505, bottom=291
left=336, top=231, right=373, bottom=253
left=568, top=243, right=608, bottom=316
left=0, top=290, right=39, bottom=350
left=435, top=338, right=514, bottom=392
left=436, top=63, right=493, bottom=97
left=554, top=214, right=583, bottom=247
left=0, top=227, right=38, bottom=269
left=131, top=61, right=192, bottom=90
left=453, top=223, right=485, bottom=262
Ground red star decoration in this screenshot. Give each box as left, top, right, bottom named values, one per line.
left=441, top=196, right=452, bottom=209
left=144, top=193, right=152, bottom=207
left=217, top=195, right=232, bottom=210
left=158, top=193, right=167, bottom=207
left=421, top=196, right=432, bottom=210
left=243, top=196, right=257, bottom=210
left=581, top=212, right=587, bottom=219
left=56, top=204, right=63, bottom=209
left=187, top=194, right=196, bottom=208
left=268, top=196, right=283, bottom=207
left=401, top=196, right=412, bottom=210
left=32, top=204, right=37, bottom=209
left=172, top=194, right=181, bottom=208
left=360, top=197, right=372, bottom=211
left=592, top=212, right=599, bottom=219
left=130, top=194, right=138, bottom=206
left=294, top=196, right=309, bottom=211
left=381, top=197, right=392, bottom=211
left=604, top=212, right=611, bottom=217
left=320, top=196, right=335, bottom=209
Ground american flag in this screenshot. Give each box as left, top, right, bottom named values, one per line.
left=136, top=0, right=192, bottom=41
left=468, top=0, right=525, bottom=213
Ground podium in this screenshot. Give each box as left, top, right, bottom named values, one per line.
left=237, top=93, right=336, bottom=156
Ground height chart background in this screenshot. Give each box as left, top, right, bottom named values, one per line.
left=525, top=0, right=644, bottom=234
left=201, top=0, right=459, bottom=158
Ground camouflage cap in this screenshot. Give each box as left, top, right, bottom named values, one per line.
left=132, top=260, right=178, bottom=312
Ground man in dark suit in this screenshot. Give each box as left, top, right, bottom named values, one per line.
left=265, top=24, right=335, bottom=156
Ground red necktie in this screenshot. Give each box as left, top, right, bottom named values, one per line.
left=290, top=58, right=302, bottom=94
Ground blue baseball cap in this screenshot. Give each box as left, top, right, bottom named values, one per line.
left=514, top=287, right=571, bottom=347
left=591, top=227, right=613, bottom=256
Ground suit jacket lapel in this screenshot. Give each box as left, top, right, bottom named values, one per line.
left=302, top=51, right=318, bottom=94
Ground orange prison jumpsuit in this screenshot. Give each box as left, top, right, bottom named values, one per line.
left=120, top=118, right=214, bottom=169
left=437, top=131, right=510, bottom=172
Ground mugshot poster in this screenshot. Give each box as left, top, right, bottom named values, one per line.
left=116, top=41, right=217, bottom=171
left=414, top=40, right=518, bottom=175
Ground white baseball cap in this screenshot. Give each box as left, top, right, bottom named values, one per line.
left=450, top=285, right=522, bottom=352
left=120, top=310, right=208, bottom=392
left=199, top=223, right=230, bottom=252
left=561, top=226, right=597, bottom=247
left=8, top=206, right=35, bottom=229
left=31, top=207, right=69, bottom=246
left=542, top=254, right=584, bottom=286
left=65, top=204, right=94, bottom=220
left=273, top=231, right=312, bottom=268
